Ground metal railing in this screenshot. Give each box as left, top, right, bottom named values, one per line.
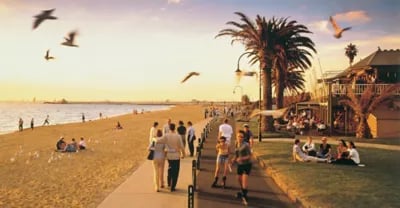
left=331, top=83, right=400, bottom=95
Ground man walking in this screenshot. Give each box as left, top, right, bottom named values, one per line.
left=187, top=121, right=195, bottom=157
left=164, top=123, right=185, bottom=192
left=218, top=118, right=233, bottom=144
left=177, top=120, right=187, bottom=148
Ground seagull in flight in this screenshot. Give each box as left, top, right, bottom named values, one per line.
left=33, top=9, right=57, bottom=30
left=61, top=31, right=79, bottom=47
left=181, top=72, right=200, bottom=83
left=44, top=49, right=55, bottom=61
left=329, top=16, right=352, bottom=39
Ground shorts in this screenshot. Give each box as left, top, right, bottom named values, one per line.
left=237, top=163, right=252, bottom=175
left=217, top=154, right=229, bottom=164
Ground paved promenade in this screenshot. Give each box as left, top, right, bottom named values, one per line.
left=98, top=118, right=213, bottom=208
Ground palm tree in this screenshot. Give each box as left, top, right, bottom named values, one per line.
left=345, top=43, right=358, bottom=66
left=340, top=83, right=400, bottom=138
left=216, top=12, right=315, bottom=131
left=273, top=67, right=307, bottom=109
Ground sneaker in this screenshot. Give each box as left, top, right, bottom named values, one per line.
left=241, top=196, right=248, bottom=206
left=358, top=164, right=365, bottom=167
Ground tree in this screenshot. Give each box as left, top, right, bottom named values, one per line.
left=345, top=43, right=358, bottom=66
left=340, top=83, right=400, bottom=138
left=216, top=12, right=315, bottom=131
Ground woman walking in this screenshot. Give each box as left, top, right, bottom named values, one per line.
left=211, top=136, right=232, bottom=188
left=148, top=129, right=167, bottom=192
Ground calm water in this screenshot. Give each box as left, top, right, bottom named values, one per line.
left=0, top=103, right=171, bottom=134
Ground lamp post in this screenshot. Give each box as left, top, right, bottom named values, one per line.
left=233, top=85, right=244, bottom=97
left=234, top=51, right=262, bottom=142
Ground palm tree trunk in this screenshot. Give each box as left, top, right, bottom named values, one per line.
left=276, top=69, right=285, bottom=109
left=261, top=62, right=274, bottom=132
left=356, top=115, right=371, bottom=139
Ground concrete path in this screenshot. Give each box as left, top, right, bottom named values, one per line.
left=97, top=118, right=213, bottom=208
left=195, top=119, right=294, bottom=208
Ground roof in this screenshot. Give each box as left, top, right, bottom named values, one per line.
left=332, top=48, right=400, bottom=79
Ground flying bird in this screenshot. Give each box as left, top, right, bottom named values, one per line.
left=329, top=16, right=352, bottom=39
left=44, top=49, right=55, bottom=61
left=181, top=72, right=200, bottom=83
left=33, top=8, right=57, bottom=30
left=61, top=31, right=79, bottom=47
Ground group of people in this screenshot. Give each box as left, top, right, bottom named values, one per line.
left=211, top=118, right=254, bottom=205
left=147, top=119, right=194, bottom=192
left=17, top=115, right=49, bottom=131
left=56, top=137, right=87, bottom=152
left=293, top=136, right=361, bottom=166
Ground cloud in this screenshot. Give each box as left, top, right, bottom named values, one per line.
left=168, top=0, right=182, bottom=4
left=333, top=10, right=371, bottom=23
left=308, top=20, right=330, bottom=34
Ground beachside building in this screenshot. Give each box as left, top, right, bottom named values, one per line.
left=314, top=48, right=400, bottom=138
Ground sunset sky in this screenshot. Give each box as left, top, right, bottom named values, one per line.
left=0, top=0, right=399, bottom=102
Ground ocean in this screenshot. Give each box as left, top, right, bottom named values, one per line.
left=0, top=103, right=171, bottom=134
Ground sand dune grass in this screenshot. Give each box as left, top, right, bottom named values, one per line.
left=0, top=104, right=204, bottom=208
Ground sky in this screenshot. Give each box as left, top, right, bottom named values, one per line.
left=0, top=0, right=399, bottom=102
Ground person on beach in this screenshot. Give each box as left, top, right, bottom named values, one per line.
left=317, top=137, right=332, bottom=158
left=177, top=120, right=187, bottom=148
left=164, top=123, right=185, bottom=192
left=330, top=141, right=360, bottom=166
left=293, top=139, right=328, bottom=163
left=82, top=113, right=85, bottom=123
left=163, top=118, right=171, bottom=135
left=56, top=137, right=66, bottom=150
left=65, top=138, right=78, bottom=152
left=149, top=122, right=159, bottom=144
left=233, top=131, right=252, bottom=205
left=30, top=118, right=34, bottom=130
left=79, top=137, right=86, bottom=150
left=18, top=118, right=23, bottom=131
left=116, top=121, right=123, bottom=129
left=187, top=121, right=195, bottom=157
left=43, top=115, right=50, bottom=126
left=218, top=118, right=233, bottom=144
left=211, top=136, right=232, bottom=188
left=242, top=124, right=254, bottom=149
left=149, top=129, right=167, bottom=192
left=302, top=136, right=317, bottom=156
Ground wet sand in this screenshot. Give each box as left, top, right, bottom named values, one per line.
left=0, top=104, right=205, bottom=208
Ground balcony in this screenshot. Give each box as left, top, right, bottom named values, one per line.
left=332, top=84, right=400, bottom=96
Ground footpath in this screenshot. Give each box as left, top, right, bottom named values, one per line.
left=97, top=118, right=213, bottom=208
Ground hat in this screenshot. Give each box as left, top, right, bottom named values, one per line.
left=243, top=124, right=249, bottom=128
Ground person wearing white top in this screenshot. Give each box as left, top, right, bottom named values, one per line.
left=331, top=141, right=360, bottom=165
left=302, top=137, right=317, bottom=156
left=187, top=121, right=196, bottom=157
left=163, top=118, right=171, bottom=135
left=218, top=118, right=233, bottom=144
left=293, top=139, right=327, bottom=163
left=149, top=122, right=159, bottom=144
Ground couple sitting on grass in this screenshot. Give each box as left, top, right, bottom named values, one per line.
left=56, top=137, right=87, bottom=152
left=293, top=137, right=362, bottom=166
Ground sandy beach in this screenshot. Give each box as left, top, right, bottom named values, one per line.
left=0, top=104, right=205, bottom=208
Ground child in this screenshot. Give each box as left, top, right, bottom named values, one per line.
left=211, top=136, right=231, bottom=188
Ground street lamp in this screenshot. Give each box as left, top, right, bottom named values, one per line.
left=234, top=51, right=262, bottom=142
left=233, top=85, right=243, bottom=97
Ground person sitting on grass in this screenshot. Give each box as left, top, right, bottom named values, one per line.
left=335, top=139, right=348, bottom=159
left=302, top=136, right=317, bottom=156
left=79, top=137, right=86, bottom=150
left=293, top=139, right=327, bottom=163
left=330, top=141, right=361, bottom=166
left=56, top=137, right=66, bottom=151
left=317, top=137, right=332, bottom=159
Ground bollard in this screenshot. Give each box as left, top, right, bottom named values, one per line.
left=188, top=185, right=194, bottom=208
left=192, top=160, right=197, bottom=192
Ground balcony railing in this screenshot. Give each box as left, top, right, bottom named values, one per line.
left=332, top=84, right=400, bottom=95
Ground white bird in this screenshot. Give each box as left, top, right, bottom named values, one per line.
left=33, top=8, right=57, bottom=30
left=61, top=31, right=79, bottom=47
left=44, top=49, right=55, bottom=61
left=329, top=16, right=352, bottom=39
left=249, top=108, right=289, bottom=119
left=181, top=72, right=200, bottom=83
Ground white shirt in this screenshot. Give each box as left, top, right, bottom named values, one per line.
left=149, top=126, right=157, bottom=144
left=293, top=144, right=307, bottom=160
left=187, top=126, right=195, bottom=141
left=302, top=142, right=316, bottom=152
left=79, top=140, right=86, bottom=148
left=163, top=123, right=170, bottom=135
left=219, top=123, right=233, bottom=142
left=349, top=148, right=360, bottom=164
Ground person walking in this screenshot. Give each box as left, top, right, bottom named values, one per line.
left=242, top=124, right=254, bottom=148
left=218, top=118, right=233, bottom=144
left=164, top=123, right=185, bottom=192
left=149, top=122, right=159, bottom=144
left=30, top=118, right=34, bottom=130
left=149, top=129, right=167, bottom=192
left=163, top=118, right=171, bottom=135
left=43, top=115, right=50, bottom=126
left=233, top=131, right=252, bottom=205
left=82, top=113, right=85, bottom=123
left=177, top=120, right=187, bottom=148
left=18, top=118, right=23, bottom=131
left=187, top=121, right=195, bottom=157
left=211, top=136, right=232, bottom=188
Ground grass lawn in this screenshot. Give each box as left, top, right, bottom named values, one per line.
left=254, top=141, right=400, bottom=208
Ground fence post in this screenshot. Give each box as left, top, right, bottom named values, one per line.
left=188, top=185, right=194, bottom=208
left=196, top=146, right=201, bottom=170
left=192, top=159, right=196, bottom=192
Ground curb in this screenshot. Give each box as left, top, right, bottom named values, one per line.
left=252, top=152, right=311, bottom=208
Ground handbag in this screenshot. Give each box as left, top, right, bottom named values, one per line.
left=147, top=141, right=155, bottom=160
